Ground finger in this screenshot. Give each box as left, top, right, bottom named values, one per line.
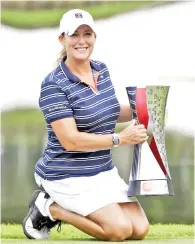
left=138, top=128, right=147, bottom=133
left=140, top=133, right=148, bottom=138
left=134, top=120, right=138, bottom=125
left=138, top=124, right=146, bottom=129
left=139, top=136, right=149, bottom=143
left=130, top=119, right=136, bottom=125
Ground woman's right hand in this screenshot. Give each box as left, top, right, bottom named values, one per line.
left=119, top=119, right=148, bottom=145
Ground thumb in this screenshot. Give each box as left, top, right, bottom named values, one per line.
left=130, top=119, right=137, bottom=126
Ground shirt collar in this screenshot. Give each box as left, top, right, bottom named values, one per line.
left=60, top=56, right=101, bottom=82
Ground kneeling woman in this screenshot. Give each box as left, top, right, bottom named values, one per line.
left=22, top=9, right=149, bottom=241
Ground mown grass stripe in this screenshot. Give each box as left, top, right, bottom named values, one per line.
left=1, top=239, right=195, bottom=244
left=1, top=224, right=194, bottom=240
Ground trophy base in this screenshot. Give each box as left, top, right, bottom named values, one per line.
left=128, top=179, right=174, bottom=196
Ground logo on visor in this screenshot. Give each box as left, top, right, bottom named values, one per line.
left=75, top=13, right=83, bottom=18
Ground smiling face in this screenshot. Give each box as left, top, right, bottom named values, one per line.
left=59, top=24, right=96, bottom=62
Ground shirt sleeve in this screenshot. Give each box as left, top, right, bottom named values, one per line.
left=39, top=82, right=73, bottom=124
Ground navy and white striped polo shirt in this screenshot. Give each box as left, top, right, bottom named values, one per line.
left=35, top=56, right=120, bottom=180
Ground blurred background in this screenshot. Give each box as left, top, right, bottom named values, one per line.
left=1, top=1, right=194, bottom=225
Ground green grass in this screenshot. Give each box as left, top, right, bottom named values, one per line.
left=1, top=1, right=161, bottom=29
left=1, top=108, right=45, bottom=146
left=1, top=241, right=195, bottom=244
left=2, top=108, right=44, bottom=129
left=1, top=223, right=194, bottom=243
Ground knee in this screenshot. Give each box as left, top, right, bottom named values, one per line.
left=132, top=220, right=150, bottom=240
left=105, top=223, right=133, bottom=241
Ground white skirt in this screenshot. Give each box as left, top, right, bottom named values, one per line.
left=34, top=167, right=137, bottom=216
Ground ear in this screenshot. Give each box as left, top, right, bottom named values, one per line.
left=58, top=35, right=65, bottom=46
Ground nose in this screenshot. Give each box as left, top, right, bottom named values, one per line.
left=78, top=35, right=86, bottom=45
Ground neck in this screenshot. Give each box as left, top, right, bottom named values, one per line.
left=65, top=56, right=91, bottom=75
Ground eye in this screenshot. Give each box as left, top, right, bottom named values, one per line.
left=85, top=32, right=92, bottom=36
left=71, top=33, right=78, bottom=37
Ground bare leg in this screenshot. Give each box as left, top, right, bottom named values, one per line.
left=50, top=202, right=133, bottom=241
left=119, top=202, right=149, bottom=240
left=50, top=203, right=106, bottom=240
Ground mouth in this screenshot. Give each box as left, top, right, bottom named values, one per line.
left=75, top=47, right=88, bottom=52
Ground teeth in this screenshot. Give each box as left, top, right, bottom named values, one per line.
left=76, top=48, right=87, bottom=50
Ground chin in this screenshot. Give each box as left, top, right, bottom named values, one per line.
left=73, top=48, right=93, bottom=62
left=74, top=54, right=91, bottom=61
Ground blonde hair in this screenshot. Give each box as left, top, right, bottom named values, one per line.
left=56, top=46, right=67, bottom=66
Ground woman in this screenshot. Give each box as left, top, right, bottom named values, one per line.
left=22, top=9, right=149, bottom=241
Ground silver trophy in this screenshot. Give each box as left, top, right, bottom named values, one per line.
left=126, top=86, right=174, bottom=196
